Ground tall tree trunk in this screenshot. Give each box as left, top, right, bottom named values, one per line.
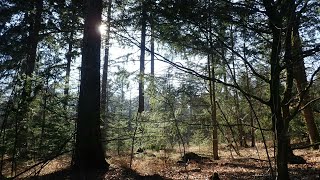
left=64, top=0, right=77, bottom=101
left=242, top=0, right=255, bottom=148
left=245, top=65, right=255, bottom=147
left=263, top=0, right=289, bottom=178
left=12, top=0, right=43, bottom=176
left=150, top=25, right=155, bottom=77
left=101, top=0, right=112, bottom=145
left=270, top=28, right=289, bottom=179
left=234, top=75, right=246, bottom=147
left=73, top=0, right=109, bottom=173
left=138, top=2, right=147, bottom=113
left=39, top=77, right=49, bottom=158
left=64, top=31, right=73, bottom=108
left=208, top=54, right=219, bottom=160
left=206, top=0, right=219, bottom=160
left=282, top=6, right=297, bottom=161
left=149, top=20, right=155, bottom=111
left=292, top=21, right=320, bottom=149
left=230, top=25, right=246, bottom=148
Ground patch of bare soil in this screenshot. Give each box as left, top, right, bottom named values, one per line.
left=13, top=145, right=320, bottom=179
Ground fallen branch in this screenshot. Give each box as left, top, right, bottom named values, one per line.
left=12, top=136, right=73, bottom=179
left=291, top=142, right=320, bottom=150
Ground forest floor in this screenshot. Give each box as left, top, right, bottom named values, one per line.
left=6, top=143, right=320, bottom=179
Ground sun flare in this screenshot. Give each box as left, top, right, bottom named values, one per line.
left=99, top=24, right=107, bottom=35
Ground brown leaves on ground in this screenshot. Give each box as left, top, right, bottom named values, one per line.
left=14, top=144, right=320, bottom=179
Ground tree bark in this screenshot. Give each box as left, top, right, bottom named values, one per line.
left=12, top=0, right=43, bottom=176
left=73, top=0, right=109, bottom=173
left=208, top=54, right=219, bottom=160
left=263, top=0, right=290, bottom=178
left=270, top=28, right=289, bottom=179
left=64, top=31, right=73, bottom=108
left=101, top=0, right=112, bottom=145
left=138, top=2, right=147, bottom=113
left=151, top=24, right=155, bottom=77
left=149, top=19, right=155, bottom=111
left=292, top=21, right=320, bottom=149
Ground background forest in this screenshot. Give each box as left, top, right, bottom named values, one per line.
left=0, top=0, right=320, bottom=179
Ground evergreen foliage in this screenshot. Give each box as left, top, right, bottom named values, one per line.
left=0, top=0, right=319, bottom=178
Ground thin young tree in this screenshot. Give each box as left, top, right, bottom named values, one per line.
left=138, top=1, right=147, bottom=113
left=101, top=0, right=113, bottom=144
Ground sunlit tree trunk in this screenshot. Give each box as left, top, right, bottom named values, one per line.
left=73, top=0, right=109, bottom=173
left=292, top=21, right=320, bottom=149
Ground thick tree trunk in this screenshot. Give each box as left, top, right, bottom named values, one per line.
left=263, top=0, right=290, bottom=178
left=269, top=13, right=289, bottom=180
left=73, top=0, right=109, bottom=173
left=270, top=29, right=289, bottom=179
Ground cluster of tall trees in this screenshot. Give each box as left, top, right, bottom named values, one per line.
left=0, top=0, right=319, bottom=179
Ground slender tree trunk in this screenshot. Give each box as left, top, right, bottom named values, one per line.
left=241, top=0, right=255, bottom=148
left=234, top=84, right=246, bottom=147
left=138, top=2, right=147, bottom=113
left=12, top=0, right=43, bottom=176
left=73, top=0, right=108, bottom=173
left=231, top=31, right=246, bottom=147
left=149, top=21, right=156, bottom=111
left=101, top=0, right=112, bottom=147
left=39, top=77, right=49, bottom=158
left=206, top=0, right=218, bottom=160
left=151, top=25, right=155, bottom=77
left=230, top=25, right=247, bottom=148
left=64, top=31, right=73, bottom=108
left=208, top=55, right=219, bottom=160
left=245, top=65, right=255, bottom=147
left=64, top=1, right=77, bottom=101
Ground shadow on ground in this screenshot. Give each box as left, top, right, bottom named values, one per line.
left=24, top=167, right=168, bottom=180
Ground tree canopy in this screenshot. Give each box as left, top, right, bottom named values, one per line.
left=0, top=0, right=319, bottom=179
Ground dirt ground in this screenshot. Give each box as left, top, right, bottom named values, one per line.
left=7, top=144, right=320, bottom=179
